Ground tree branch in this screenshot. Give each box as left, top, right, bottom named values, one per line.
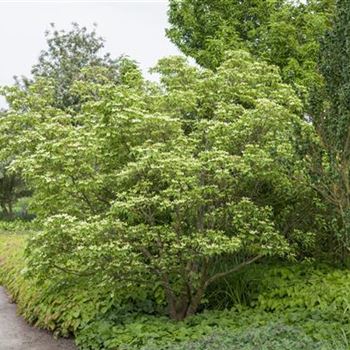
left=204, top=254, right=263, bottom=288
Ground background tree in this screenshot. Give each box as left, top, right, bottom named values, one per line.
left=0, top=111, right=28, bottom=219
left=166, top=0, right=334, bottom=93
left=14, top=23, right=133, bottom=112
left=0, top=160, right=24, bottom=218
left=309, top=0, right=350, bottom=260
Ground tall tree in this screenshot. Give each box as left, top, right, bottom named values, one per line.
left=167, top=0, right=334, bottom=92
left=15, top=23, right=132, bottom=111
left=310, top=0, right=350, bottom=259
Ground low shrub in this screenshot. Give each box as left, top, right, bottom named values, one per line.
left=0, top=232, right=163, bottom=343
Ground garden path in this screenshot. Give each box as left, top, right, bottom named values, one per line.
left=0, top=287, right=76, bottom=350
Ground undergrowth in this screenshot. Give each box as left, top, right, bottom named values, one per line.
left=0, top=231, right=349, bottom=350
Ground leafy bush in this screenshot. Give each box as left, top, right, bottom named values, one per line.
left=2, top=49, right=322, bottom=320
left=0, top=233, right=158, bottom=339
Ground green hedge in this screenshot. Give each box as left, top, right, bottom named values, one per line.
left=0, top=233, right=349, bottom=350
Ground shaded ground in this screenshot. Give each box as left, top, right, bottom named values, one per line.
left=0, top=287, right=76, bottom=350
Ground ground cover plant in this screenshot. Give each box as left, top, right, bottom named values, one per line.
left=2, top=0, right=350, bottom=349
left=1, top=231, right=350, bottom=349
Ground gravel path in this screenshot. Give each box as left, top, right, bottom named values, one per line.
left=0, top=287, right=76, bottom=350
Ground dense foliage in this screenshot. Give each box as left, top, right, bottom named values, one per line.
left=1, top=49, right=320, bottom=320
left=1, top=0, right=350, bottom=347
left=0, top=111, right=28, bottom=219
left=167, top=0, right=334, bottom=93
left=0, top=233, right=349, bottom=349
left=0, top=24, right=137, bottom=221
left=308, top=0, right=350, bottom=259
left=0, top=160, right=24, bottom=218
left=16, top=23, right=130, bottom=111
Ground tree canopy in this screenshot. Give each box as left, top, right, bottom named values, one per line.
left=14, top=23, right=136, bottom=112
left=167, top=0, right=334, bottom=93
left=308, top=0, right=350, bottom=258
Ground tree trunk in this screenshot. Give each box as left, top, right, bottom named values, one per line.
left=0, top=201, right=14, bottom=219
left=163, top=256, right=261, bottom=320
left=164, top=276, right=206, bottom=321
left=0, top=202, right=9, bottom=217
left=167, top=294, right=203, bottom=321
left=8, top=201, right=13, bottom=217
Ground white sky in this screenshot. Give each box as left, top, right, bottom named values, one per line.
left=0, top=0, right=181, bottom=108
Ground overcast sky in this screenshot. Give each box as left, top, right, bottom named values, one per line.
left=0, top=0, right=181, bottom=108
